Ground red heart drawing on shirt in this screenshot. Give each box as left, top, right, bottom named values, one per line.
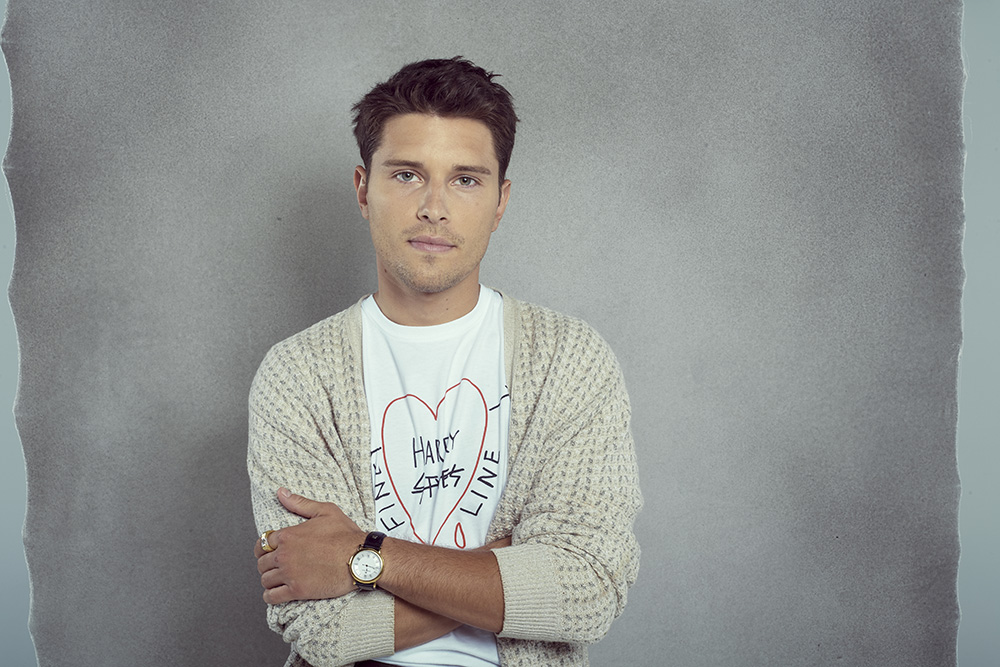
left=380, top=378, right=488, bottom=546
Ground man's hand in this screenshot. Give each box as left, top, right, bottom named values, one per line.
left=254, top=488, right=367, bottom=605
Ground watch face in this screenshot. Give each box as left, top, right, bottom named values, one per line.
left=350, top=549, right=383, bottom=583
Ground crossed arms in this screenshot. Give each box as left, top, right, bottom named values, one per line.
left=247, top=309, right=641, bottom=666
left=253, top=487, right=510, bottom=648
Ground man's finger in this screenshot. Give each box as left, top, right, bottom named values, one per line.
left=257, top=550, right=280, bottom=575
left=260, top=567, right=285, bottom=591
left=254, top=529, right=278, bottom=559
left=277, top=487, right=327, bottom=519
left=263, top=584, right=293, bottom=606
left=253, top=533, right=269, bottom=558
left=484, top=535, right=512, bottom=550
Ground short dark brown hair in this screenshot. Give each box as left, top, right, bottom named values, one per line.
left=352, top=57, right=518, bottom=181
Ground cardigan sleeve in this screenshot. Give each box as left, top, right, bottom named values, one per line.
left=248, top=342, right=396, bottom=667
left=493, top=319, right=642, bottom=645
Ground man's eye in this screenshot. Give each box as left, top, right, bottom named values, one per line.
left=396, top=172, right=417, bottom=182
left=456, top=176, right=477, bottom=187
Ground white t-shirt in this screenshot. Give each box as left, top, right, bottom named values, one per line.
left=361, top=287, right=509, bottom=667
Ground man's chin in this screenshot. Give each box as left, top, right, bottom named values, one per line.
left=402, top=273, right=474, bottom=297
left=409, top=280, right=463, bottom=295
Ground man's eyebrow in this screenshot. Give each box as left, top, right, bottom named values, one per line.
left=380, top=159, right=424, bottom=170
left=452, top=164, right=493, bottom=176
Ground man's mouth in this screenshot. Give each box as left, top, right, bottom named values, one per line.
left=408, top=235, right=456, bottom=253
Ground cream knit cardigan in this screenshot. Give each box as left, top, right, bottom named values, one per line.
left=248, top=294, right=642, bottom=667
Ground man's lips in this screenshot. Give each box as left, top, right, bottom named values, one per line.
left=408, top=235, right=456, bottom=253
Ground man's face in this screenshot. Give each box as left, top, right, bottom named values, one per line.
left=355, top=113, right=511, bottom=300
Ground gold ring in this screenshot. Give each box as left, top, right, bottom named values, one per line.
left=260, top=530, right=276, bottom=553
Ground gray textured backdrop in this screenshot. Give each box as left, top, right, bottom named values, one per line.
left=2, top=1, right=982, bottom=666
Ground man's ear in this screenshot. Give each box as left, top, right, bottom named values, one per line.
left=492, top=179, right=511, bottom=232
left=354, top=166, right=369, bottom=219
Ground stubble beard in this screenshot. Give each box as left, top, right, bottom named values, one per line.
left=383, top=252, right=477, bottom=295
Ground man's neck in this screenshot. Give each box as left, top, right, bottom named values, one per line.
left=373, top=282, right=482, bottom=327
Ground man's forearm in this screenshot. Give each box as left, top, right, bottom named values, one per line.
left=378, top=537, right=506, bottom=634
left=393, top=597, right=463, bottom=651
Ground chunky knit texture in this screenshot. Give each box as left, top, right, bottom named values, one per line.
left=248, top=294, right=642, bottom=667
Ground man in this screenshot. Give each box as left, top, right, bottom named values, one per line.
left=249, top=57, right=641, bottom=667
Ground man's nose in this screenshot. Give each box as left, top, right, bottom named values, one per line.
left=418, top=183, right=449, bottom=223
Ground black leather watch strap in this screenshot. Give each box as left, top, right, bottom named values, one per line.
left=363, top=531, right=386, bottom=551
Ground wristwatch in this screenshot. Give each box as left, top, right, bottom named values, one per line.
left=348, top=531, right=386, bottom=590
